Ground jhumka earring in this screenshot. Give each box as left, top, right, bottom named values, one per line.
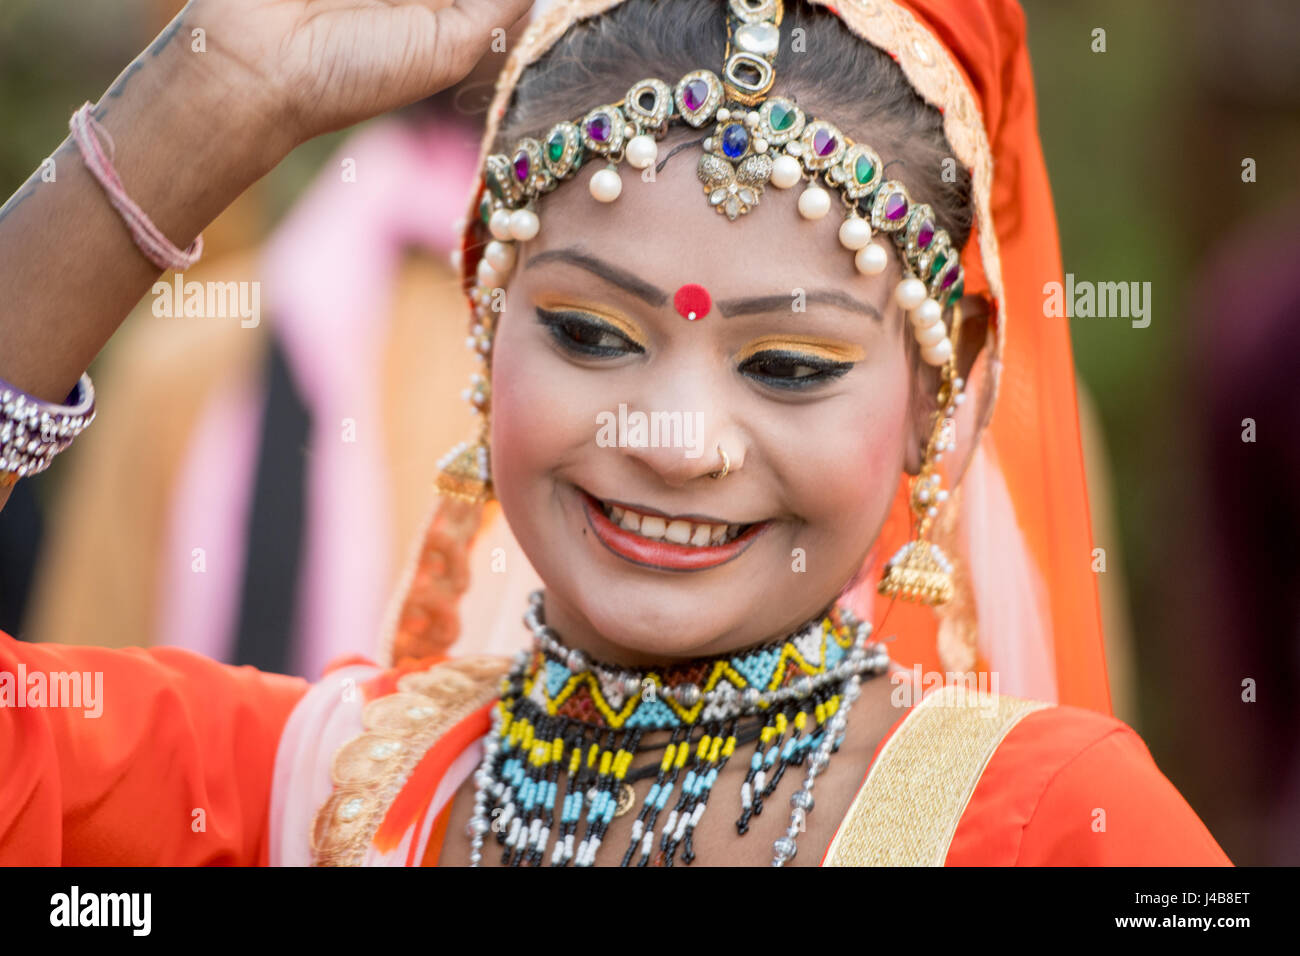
left=878, top=302, right=967, bottom=606
left=435, top=282, right=500, bottom=504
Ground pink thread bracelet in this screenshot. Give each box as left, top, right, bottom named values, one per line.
left=69, top=101, right=204, bottom=272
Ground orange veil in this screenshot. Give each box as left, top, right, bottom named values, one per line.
left=377, top=0, right=1112, bottom=716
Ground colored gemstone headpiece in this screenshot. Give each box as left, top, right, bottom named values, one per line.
left=467, top=0, right=965, bottom=374
left=439, top=0, right=973, bottom=506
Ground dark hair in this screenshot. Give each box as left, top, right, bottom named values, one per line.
left=494, top=0, right=973, bottom=251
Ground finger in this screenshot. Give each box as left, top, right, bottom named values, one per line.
left=418, top=0, right=536, bottom=91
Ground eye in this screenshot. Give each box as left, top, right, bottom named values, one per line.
left=536, top=308, right=645, bottom=358
left=738, top=349, right=855, bottom=391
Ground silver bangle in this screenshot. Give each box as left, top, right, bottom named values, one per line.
left=0, top=372, right=96, bottom=485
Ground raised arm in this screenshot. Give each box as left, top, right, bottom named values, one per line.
left=0, top=0, right=531, bottom=511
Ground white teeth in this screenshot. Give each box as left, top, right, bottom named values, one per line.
left=639, top=515, right=667, bottom=540
left=596, top=494, right=751, bottom=547
left=664, top=520, right=693, bottom=545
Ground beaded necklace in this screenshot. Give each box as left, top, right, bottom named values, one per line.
left=467, top=590, right=888, bottom=867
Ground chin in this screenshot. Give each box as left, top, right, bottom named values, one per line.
left=566, top=582, right=749, bottom=662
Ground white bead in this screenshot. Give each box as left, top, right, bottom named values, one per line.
left=476, top=257, right=502, bottom=288
left=895, top=277, right=927, bottom=310
left=914, top=320, right=947, bottom=348
left=449, top=249, right=462, bottom=270
left=484, top=240, right=516, bottom=274
left=590, top=167, right=623, bottom=202
left=489, top=209, right=513, bottom=241
left=770, top=154, right=803, bottom=189
left=717, top=107, right=731, bottom=121
left=838, top=217, right=872, bottom=250
left=625, top=134, right=658, bottom=170
left=508, top=208, right=539, bottom=241
left=854, top=241, right=888, bottom=275
left=921, top=338, right=953, bottom=366
left=910, top=297, right=942, bottom=328
left=797, top=185, right=831, bottom=220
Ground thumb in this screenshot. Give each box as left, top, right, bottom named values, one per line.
left=417, top=0, right=537, bottom=94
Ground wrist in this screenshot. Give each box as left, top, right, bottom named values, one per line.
left=87, top=35, right=293, bottom=245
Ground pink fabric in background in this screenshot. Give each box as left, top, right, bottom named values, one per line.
left=158, top=113, right=481, bottom=678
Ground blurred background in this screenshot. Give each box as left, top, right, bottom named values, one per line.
left=1, top=0, right=1297, bottom=865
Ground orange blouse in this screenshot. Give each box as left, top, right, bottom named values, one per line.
left=0, top=632, right=1231, bottom=866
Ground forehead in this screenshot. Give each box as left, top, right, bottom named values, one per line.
left=517, top=131, right=897, bottom=309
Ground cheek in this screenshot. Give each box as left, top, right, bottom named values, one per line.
left=782, top=351, right=912, bottom=531
left=487, top=308, right=598, bottom=498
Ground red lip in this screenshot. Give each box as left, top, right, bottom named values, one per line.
left=578, top=488, right=772, bottom=571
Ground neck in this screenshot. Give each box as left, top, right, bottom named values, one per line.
left=534, top=587, right=842, bottom=671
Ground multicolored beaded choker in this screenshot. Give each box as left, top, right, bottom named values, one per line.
left=467, top=590, right=889, bottom=867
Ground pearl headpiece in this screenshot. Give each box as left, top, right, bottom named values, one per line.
left=438, top=0, right=971, bottom=509
left=466, top=0, right=965, bottom=372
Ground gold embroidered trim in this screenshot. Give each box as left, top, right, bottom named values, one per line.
left=310, top=655, right=510, bottom=867
left=823, top=685, right=1050, bottom=866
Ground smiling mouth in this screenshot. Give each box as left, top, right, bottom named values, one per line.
left=587, top=492, right=756, bottom=547
left=577, top=486, right=772, bottom=572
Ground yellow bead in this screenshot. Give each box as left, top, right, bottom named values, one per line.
left=761, top=726, right=775, bottom=744
left=675, top=743, right=688, bottom=768
left=697, top=735, right=711, bottom=758
left=708, top=737, right=722, bottom=762
left=661, top=745, right=675, bottom=772
left=722, top=736, right=736, bottom=758
left=775, top=713, right=787, bottom=735
left=569, top=750, right=581, bottom=774
left=599, top=751, right=612, bottom=775
left=587, top=744, right=599, bottom=768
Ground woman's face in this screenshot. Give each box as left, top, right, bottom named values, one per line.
left=489, top=132, right=924, bottom=666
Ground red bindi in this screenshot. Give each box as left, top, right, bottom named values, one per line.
left=673, top=283, right=712, bottom=321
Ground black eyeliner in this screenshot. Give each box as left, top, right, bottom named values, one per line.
left=739, top=348, right=855, bottom=390
left=535, top=307, right=645, bottom=357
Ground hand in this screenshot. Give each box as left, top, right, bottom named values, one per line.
left=167, top=0, right=534, bottom=151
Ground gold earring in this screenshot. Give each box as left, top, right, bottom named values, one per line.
left=435, top=427, right=493, bottom=503
left=437, top=289, right=498, bottom=503
left=878, top=305, right=965, bottom=606
left=709, top=444, right=730, bottom=479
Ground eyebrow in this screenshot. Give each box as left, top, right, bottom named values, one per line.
left=523, top=246, right=881, bottom=322
left=716, top=290, right=882, bottom=322
left=524, top=248, right=668, bottom=307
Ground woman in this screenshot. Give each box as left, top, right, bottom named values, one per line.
left=0, top=0, right=1230, bottom=866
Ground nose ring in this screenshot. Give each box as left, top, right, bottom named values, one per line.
left=709, top=445, right=730, bottom=480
